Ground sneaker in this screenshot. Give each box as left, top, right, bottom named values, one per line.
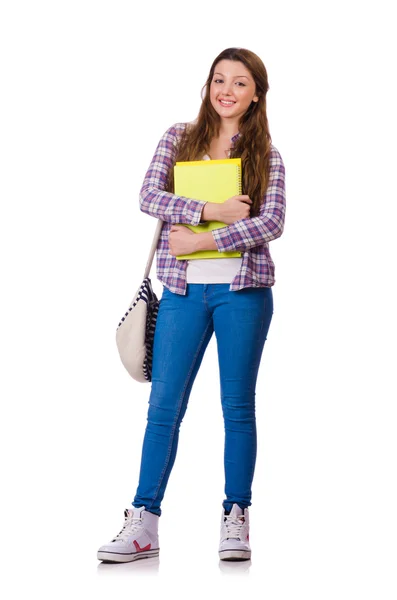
left=97, top=506, right=160, bottom=563
left=218, top=503, right=251, bottom=561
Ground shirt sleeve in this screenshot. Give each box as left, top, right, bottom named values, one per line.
left=211, top=146, right=286, bottom=252
left=139, top=124, right=208, bottom=224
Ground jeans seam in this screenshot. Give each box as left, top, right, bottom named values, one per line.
left=146, top=318, right=213, bottom=511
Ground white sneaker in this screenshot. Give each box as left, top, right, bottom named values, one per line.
left=218, top=503, right=251, bottom=561
left=97, top=507, right=160, bottom=563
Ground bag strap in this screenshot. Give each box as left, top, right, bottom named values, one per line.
left=143, top=219, right=163, bottom=279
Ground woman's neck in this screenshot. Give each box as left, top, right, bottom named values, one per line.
left=218, top=119, right=239, bottom=140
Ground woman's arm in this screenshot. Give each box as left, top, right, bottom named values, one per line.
left=171, top=148, right=286, bottom=255
left=210, top=147, right=286, bottom=251
left=139, top=124, right=208, bottom=225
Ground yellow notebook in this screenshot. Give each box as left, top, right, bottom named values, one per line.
left=174, top=158, right=242, bottom=260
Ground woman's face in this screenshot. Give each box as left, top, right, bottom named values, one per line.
left=209, top=59, right=258, bottom=125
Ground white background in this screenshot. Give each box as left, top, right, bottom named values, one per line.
left=1, top=0, right=396, bottom=598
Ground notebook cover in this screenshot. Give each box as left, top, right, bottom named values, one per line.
left=174, top=159, right=242, bottom=260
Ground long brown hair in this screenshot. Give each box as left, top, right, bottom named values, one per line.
left=166, top=47, right=272, bottom=217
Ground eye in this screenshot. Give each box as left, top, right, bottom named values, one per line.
left=213, top=78, right=223, bottom=84
left=235, top=82, right=246, bottom=87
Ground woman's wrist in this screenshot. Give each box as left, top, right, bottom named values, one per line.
left=201, top=202, right=222, bottom=222
left=193, top=231, right=219, bottom=252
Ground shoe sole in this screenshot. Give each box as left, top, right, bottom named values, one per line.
left=97, top=549, right=159, bottom=563
left=219, top=549, right=251, bottom=561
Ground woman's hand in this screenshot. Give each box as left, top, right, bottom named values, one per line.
left=219, top=195, right=253, bottom=225
left=168, top=225, right=197, bottom=256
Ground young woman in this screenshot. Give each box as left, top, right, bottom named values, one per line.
left=98, top=47, right=286, bottom=563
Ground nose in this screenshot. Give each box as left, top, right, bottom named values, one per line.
left=221, top=81, right=233, bottom=96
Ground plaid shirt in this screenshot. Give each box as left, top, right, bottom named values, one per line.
left=139, top=122, right=286, bottom=295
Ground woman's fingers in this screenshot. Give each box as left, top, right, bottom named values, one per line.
left=231, top=195, right=253, bottom=203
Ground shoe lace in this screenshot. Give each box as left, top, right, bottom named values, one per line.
left=112, top=515, right=143, bottom=542
left=224, top=515, right=245, bottom=540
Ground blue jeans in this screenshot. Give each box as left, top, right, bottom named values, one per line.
left=132, top=283, right=273, bottom=516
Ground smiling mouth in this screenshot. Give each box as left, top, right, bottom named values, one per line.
left=219, top=99, right=236, bottom=107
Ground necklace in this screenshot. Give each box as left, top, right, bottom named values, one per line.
left=207, top=147, right=231, bottom=160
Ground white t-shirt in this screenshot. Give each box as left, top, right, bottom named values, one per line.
left=186, top=153, right=242, bottom=284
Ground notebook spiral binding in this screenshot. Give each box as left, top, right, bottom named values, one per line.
left=236, top=162, right=242, bottom=195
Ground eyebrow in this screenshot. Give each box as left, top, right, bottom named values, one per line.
left=214, top=72, right=250, bottom=79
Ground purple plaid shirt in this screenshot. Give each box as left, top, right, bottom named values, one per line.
left=139, top=122, right=286, bottom=295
